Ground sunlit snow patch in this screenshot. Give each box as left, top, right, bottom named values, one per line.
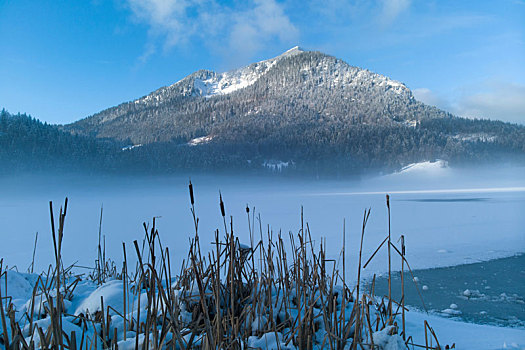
left=453, top=133, right=496, bottom=142
left=193, top=46, right=304, bottom=97
left=188, top=135, right=213, bottom=146
left=263, top=160, right=290, bottom=172
left=121, top=144, right=142, bottom=151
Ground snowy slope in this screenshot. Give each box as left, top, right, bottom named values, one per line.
left=193, top=46, right=304, bottom=97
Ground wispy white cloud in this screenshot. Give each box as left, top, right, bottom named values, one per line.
left=305, top=0, right=363, bottom=23
left=127, top=0, right=216, bottom=48
left=454, top=81, right=525, bottom=124
left=125, top=0, right=298, bottom=62
left=305, top=0, right=411, bottom=26
left=377, top=0, right=411, bottom=26
left=413, top=81, right=525, bottom=124
left=227, top=0, right=298, bottom=63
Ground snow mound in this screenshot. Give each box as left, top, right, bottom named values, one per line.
left=0, top=271, right=39, bottom=310
left=0, top=271, right=35, bottom=303
left=74, top=279, right=125, bottom=315
left=396, top=160, right=449, bottom=175
left=247, top=331, right=290, bottom=350
left=372, top=326, right=406, bottom=350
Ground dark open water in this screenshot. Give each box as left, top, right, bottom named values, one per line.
left=368, top=254, right=525, bottom=328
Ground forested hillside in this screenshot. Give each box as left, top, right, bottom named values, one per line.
left=0, top=110, right=119, bottom=173
left=3, top=107, right=523, bottom=176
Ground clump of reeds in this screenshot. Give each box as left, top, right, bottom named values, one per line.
left=0, top=183, right=453, bottom=349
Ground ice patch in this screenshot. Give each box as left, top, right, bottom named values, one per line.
left=441, top=303, right=462, bottom=316
left=442, top=308, right=462, bottom=316
left=461, top=289, right=486, bottom=300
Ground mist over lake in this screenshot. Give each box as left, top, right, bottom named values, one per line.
left=2, top=163, right=523, bottom=282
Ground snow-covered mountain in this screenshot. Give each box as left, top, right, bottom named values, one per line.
left=66, top=47, right=443, bottom=143
left=152, top=46, right=409, bottom=100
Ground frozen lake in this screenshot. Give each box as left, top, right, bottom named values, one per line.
left=369, top=254, right=525, bottom=329
left=0, top=163, right=524, bottom=285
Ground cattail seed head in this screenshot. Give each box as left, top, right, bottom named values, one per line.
left=189, top=181, right=194, bottom=205
left=219, top=192, right=225, bottom=217
left=386, top=194, right=390, bottom=209
left=246, top=205, right=249, bottom=213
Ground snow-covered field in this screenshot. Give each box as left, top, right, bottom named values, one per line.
left=0, top=163, right=524, bottom=348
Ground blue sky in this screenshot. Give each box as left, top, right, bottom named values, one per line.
left=1, top=0, right=524, bottom=124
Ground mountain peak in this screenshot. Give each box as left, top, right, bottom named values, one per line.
left=279, top=46, right=305, bottom=57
